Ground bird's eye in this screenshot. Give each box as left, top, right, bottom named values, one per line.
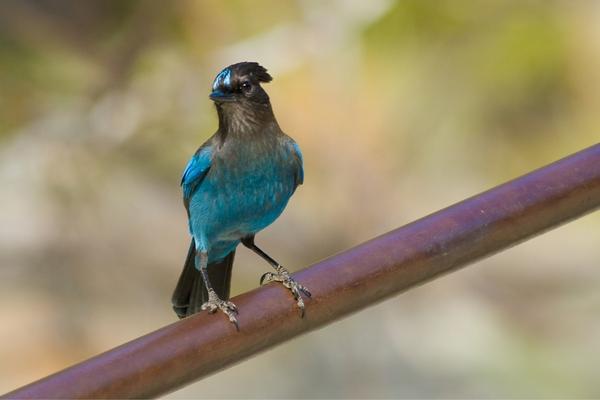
left=240, top=81, right=251, bottom=92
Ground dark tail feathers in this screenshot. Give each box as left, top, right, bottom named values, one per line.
left=171, top=240, right=235, bottom=319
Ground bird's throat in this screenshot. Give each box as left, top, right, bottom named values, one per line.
left=216, top=102, right=278, bottom=139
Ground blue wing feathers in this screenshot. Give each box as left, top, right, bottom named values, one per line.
left=181, top=146, right=212, bottom=200
left=291, top=141, right=304, bottom=186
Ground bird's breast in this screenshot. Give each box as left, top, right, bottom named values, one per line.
left=189, top=139, right=296, bottom=241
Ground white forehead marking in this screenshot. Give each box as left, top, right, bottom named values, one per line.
left=212, top=68, right=232, bottom=91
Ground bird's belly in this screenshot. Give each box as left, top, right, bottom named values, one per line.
left=188, top=169, right=293, bottom=247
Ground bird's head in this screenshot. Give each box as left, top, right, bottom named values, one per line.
left=209, top=62, right=273, bottom=107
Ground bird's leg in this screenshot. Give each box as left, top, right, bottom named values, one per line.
left=197, top=251, right=239, bottom=328
left=241, top=236, right=311, bottom=317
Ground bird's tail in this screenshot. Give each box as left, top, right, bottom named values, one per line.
left=171, top=240, right=235, bottom=319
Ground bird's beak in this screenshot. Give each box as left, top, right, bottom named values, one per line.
left=209, top=89, right=235, bottom=103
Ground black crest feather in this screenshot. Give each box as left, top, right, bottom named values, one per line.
left=230, top=62, right=272, bottom=83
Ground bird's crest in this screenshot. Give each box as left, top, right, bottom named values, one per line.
left=212, top=62, right=272, bottom=91
left=233, top=62, right=273, bottom=83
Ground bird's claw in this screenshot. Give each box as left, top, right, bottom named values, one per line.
left=260, top=267, right=311, bottom=317
left=201, top=293, right=239, bottom=329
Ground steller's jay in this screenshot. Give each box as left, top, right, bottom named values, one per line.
left=171, top=62, right=310, bottom=327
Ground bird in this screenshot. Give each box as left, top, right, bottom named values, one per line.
left=171, top=62, right=310, bottom=327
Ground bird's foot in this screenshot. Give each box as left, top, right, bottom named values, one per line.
left=260, top=266, right=311, bottom=317
left=201, top=292, right=239, bottom=329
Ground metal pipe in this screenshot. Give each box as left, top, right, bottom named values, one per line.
left=4, top=143, right=600, bottom=399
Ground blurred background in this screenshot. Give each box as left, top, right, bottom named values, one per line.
left=1, top=0, right=599, bottom=398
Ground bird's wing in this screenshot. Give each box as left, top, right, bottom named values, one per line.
left=181, top=144, right=213, bottom=209
left=286, top=138, right=304, bottom=187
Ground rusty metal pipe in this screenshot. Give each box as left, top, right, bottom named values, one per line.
left=4, top=143, right=600, bottom=399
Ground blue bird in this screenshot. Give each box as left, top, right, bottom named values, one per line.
left=171, top=62, right=310, bottom=326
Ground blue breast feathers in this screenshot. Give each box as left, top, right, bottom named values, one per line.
left=181, top=145, right=212, bottom=200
